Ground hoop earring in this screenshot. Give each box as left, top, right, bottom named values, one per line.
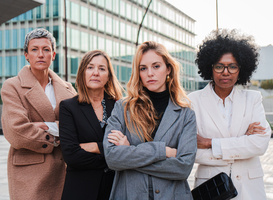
left=166, top=75, right=170, bottom=83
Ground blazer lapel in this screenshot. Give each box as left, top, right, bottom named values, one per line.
left=79, top=92, right=115, bottom=141
left=154, top=99, right=180, bottom=141
left=229, top=87, right=246, bottom=137
left=201, top=84, right=229, bottom=137
left=80, top=103, right=103, bottom=140
left=20, top=66, right=56, bottom=122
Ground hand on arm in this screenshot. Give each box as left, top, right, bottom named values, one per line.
left=80, top=142, right=100, bottom=154
left=165, top=146, right=177, bottom=158
left=33, top=122, right=49, bottom=131
left=245, top=122, right=266, bottom=136
left=197, top=134, right=212, bottom=149
left=108, top=130, right=130, bottom=146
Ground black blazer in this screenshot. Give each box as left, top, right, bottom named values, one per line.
left=59, top=93, right=115, bottom=200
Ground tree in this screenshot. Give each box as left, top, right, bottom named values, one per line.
left=260, top=79, right=273, bottom=89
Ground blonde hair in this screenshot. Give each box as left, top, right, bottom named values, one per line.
left=124, top=41, right=190, bottom=142
left=76, top=50, right=123, bottom=103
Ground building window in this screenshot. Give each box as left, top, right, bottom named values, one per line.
left=71, top=29, right=80, bottom=49
left=106, top=39, right=113, bottom=57
left=120, top=43, right=126, bottom=58
left=81, top=32, right=88, bottom=51
left=53, top=26, right=59, bottom=45
left=98, top=13, right=105, bottom=32
left=120, top=22, right=126, bottom=39
left=105, top=0, right=112, bottom=11
left=0, top=31, right=2, bottom=49
left=5, top=30, right=10, bottom=49
left=46, top=0, right=49, bottom=18
left=92, top=10, right=97, bottom=29
left=93, top=35, right=97, bottom=50
left=113, top=41, right=120, bottom=58
left=126, top=24, right=131, bottom=41
left=53, top=0, right=58, bottom=17
left=12, top=29, right=18, bottom=49
left=132, top=6, right=137, bottom=23
left=98, top=37, right=105, bottom=51
left=126, top=3, right=131, bottom=20
left=120, top=0, right=125, bottom=17
left=0, top=57, right=2, bottom=76
left=21, top=56, right=26, bottom=69
left=5, top=56, right=17, bottom=76
left=113, top=0, right=119, bottom=14
left=105, top=16, right=112, bottom=34
left=98, top=0, right=105, bottom=8
left=81, top=6, right=88, bottom=26
left=36, top=6, right=42, bottom=19
left=113, top=19, right=119, bottom=37
left=70, top=2, right=79, bottom=23
left=138, top=9, right=142, bottom=24
left=53, top=54, right=59, bottom=73
left=71, top=57, right=79, bottom=75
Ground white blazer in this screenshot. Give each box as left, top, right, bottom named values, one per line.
left=188, top=83, right=271, bottom=200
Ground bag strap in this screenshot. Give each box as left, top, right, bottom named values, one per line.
left=229, top=163, right=233, bottom=177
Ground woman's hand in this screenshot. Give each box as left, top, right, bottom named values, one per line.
left=80, top=142, right=100, bottom=154
left=245, top=122, right=266, bottom=136
left=166, top=146, right=177, bottom=158
left=33, top=122, right=49, bottom=131
left=197, top=134, right=212, bottom=149
left=108, top=130, right=130, bottom=146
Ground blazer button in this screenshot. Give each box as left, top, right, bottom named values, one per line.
left=155, top=190, right=160, bottom=194
left=42, top=144, right=48, bottom=148
left=46, top=135, right=50, bottom=140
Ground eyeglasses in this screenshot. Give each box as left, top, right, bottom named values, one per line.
left=212, top=63, right=240, bottom=74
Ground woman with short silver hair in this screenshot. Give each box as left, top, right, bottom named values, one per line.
left=1, top=28, right=76, bottom=200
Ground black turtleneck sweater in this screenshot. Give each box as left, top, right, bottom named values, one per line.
left=144, top=87, right=170, bottom=139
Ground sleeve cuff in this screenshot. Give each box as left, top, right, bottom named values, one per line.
left=45, top=122, right=59, bottom=137
left=212, top=138, right=222, bottom=158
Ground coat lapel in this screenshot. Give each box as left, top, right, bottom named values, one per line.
left=154, top=99, right=180, bottom=141
left=49, top=70, right=76, bottom=117
left=201, top=84, right=229, bottom=137
left=229, top=87, right=246, bottom=137
left=20, top=66, right=56, bottom=122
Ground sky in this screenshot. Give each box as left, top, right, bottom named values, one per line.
left=166, top=0, right=273, bottom=48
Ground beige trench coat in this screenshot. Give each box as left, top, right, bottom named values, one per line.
left=1, top=66, right=76, bottom=200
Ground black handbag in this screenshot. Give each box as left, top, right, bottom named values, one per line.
left=191, top=172, right=238, bottom=200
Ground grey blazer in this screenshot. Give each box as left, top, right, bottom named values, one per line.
left=103, top=99, right=197, bottom=200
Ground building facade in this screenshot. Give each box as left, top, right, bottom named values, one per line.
left=0, top=0, right=198, bottom=91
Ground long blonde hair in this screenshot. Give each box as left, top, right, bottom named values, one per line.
left=124, top=41, right=190, bottom=141
left=76, top=50, right=123, bottom=103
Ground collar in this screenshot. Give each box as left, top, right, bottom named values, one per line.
left=18, top=65, right=69, bottom=89
left=210, top=82, right=235, bottom=103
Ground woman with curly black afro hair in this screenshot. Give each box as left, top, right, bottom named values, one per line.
left=188, top=29, right=271, bottom=200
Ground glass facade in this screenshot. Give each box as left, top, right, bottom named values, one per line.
left=0, top=0, right=198, bottom=91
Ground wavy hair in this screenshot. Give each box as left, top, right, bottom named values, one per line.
left=76, top=50, right=123, bottom=103
left=196, top=29, right=259, bottom=85
left=124, top=41, right=190, bottom=142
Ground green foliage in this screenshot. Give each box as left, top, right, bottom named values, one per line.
left=260, top=79, right=273, bottom=89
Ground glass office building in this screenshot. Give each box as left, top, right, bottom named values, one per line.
left=0, top=0, right=198, bottom=91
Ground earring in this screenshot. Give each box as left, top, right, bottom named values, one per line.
left=166, top=75, right=170, bottom=83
